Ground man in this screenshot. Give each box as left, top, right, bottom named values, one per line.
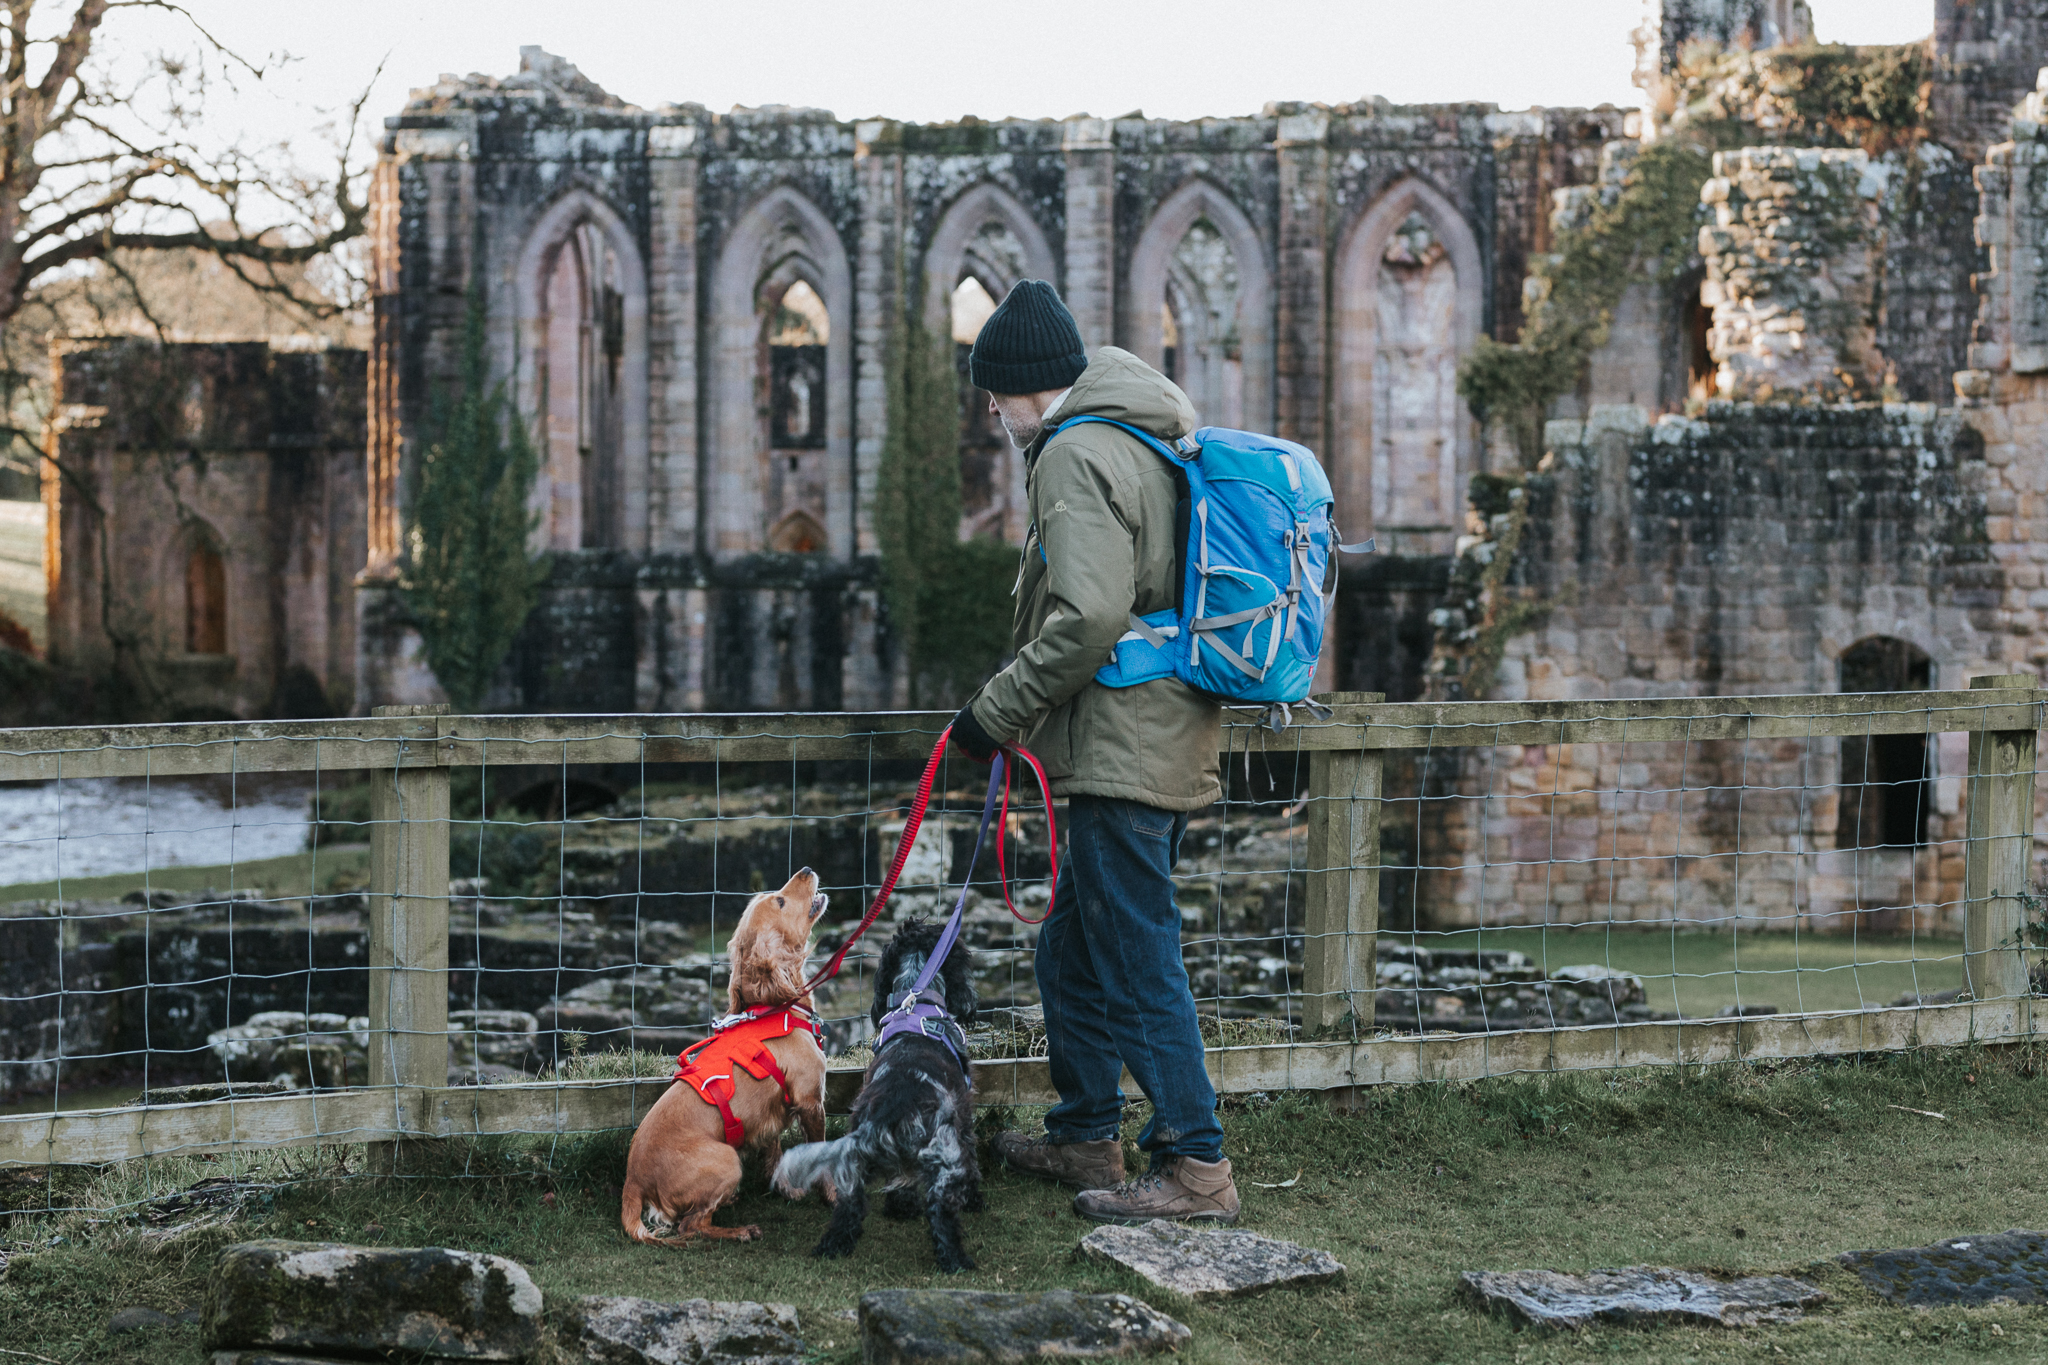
left=947, top=279, right=1236, bottom=1225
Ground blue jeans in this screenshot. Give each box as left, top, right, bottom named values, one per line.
left=1036, top=795, right=1223, bottom=1167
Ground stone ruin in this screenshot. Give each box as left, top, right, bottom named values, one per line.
left=25, top=1, right=2048, bottom=937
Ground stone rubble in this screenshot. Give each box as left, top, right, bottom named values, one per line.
left=1839, top=1229, right=2048, bottom=1306
left=1460, top=1266, right=1827, bottom=1329
left=564, top=1295, right=806, bottom=1365
left=858, top=1288, right=1190, bottom=1363
left=202, top=1241, right=542, bottom=1361
left=1078, top=1219, right=1345, bottom=1300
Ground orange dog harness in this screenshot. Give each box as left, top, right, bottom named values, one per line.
left=673, top=1004, right=821, bottom=1148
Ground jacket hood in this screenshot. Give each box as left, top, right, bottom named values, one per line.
left=1037, top=346, right=1197, bottom=453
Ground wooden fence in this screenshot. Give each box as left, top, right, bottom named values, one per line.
left=1, top=678, right=2040, bottom=1168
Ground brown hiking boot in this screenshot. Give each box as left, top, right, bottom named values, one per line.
left=993, top=1131, right=1126, bottom=1190
left=1072, top=1156, right=1240, bottom=1225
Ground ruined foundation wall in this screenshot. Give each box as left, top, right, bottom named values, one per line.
left=47, top=340, right=367, bottom=720
left=1417, top=401, right=2005, bottom=933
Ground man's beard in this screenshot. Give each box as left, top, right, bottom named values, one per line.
left=997, top=409, right=1044, bottom=451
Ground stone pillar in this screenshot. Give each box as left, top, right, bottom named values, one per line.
left=356, top=120, right=475, bottom=713
left=1062, top=118, right=1115, bottom=349
left=1698, top=146, right=1888, bottom=400
left=1273, top=109, right=1329, bottom=451
left=853, top=121, right=901, bottom=558
left=646, top=123, right=700, bottom=556
left=1964, top=71, right=2048, bottom=384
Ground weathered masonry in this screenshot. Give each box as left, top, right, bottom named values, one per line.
left=355, top=47, right=1639, bottom=713
left=45, top=340, right=367, bottom=720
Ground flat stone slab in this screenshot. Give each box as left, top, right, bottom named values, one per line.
left=565, top=1296, right=804, bottom=1364
left=1840, top=1229, right=2048, bottom=1306
left=859, top=1289, right=1189, bottom=1362
left=203, top=1241, right=541, bottom=1360
left=1460, top=1267, right=1827, bottom=1330
left=1079, top=1219, right=1344, bottom=1300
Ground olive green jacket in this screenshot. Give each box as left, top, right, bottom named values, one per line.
left=968, top=347, right=1222, bottom=812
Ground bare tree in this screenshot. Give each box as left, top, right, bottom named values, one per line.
left=0, top=0, right=371, bottom=708
left=0, top=0, right=369, bottom=332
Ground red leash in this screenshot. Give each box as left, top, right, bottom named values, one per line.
left=801, top=725, right=1058, bottom=995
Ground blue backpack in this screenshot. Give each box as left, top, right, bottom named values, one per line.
left=1050, top=417, right=1372, bottom=729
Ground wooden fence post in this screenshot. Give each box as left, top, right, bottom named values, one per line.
left=1302, top=692, right=1384, bottom=1036
left=366, top=703, right=451, bottom=1172
left=1964, top=675, right=2038, bottom=1004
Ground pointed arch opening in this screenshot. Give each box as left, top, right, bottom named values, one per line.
left=1333, top=178, right=1484, bottom=557
left=710, top=186, right=854, bottom=559
left=921, top=182, right=1059, bottom=544
left=514, top=188, right=650, bottom=553
left=1126, top=180, right=1272, bottom=434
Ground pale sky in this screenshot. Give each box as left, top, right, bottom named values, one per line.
left=137, top=0, right=1937, bottom=165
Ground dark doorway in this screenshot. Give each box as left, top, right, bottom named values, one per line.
left=1838, top=637, right=1932, bottom=848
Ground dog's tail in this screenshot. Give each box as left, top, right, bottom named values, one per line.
left=620, top=1174, right=666, bottom=1245
left=774, top=1129, right=873, bottom=1200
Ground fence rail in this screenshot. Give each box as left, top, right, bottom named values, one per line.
left=1, top=679, right=2041, bottom=1171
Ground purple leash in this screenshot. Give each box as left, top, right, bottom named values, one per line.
left=873, top=751, right=1007, bottom=1066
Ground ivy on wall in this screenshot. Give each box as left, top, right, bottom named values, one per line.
left=873, top=314, right=1016, bottom=706
left=1436, top=40, right=1932, bottom=701
left=401, top=286, right=550, bottom=712
left=1457, top=140, right=1714, bottom=468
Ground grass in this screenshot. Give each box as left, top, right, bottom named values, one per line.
left=3, top=1044, right=2043, bottom=1363
left=1412, top=926, right=1965, bottom=1018
left=0, top=846, right=369, bottom=905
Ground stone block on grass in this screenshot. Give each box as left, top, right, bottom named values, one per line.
left=1459, top=1267, right=1826, bottom=1329
left=565, top=1295, right=805, bottom=1364
left=203, top=1241, right=541, bottom=1360
left=1079, top=1219, right=1344, bottom=1299
left=1839, top=1230, right=2048, bottom=1306
left=859, top=1289, right=1189, bottom=1362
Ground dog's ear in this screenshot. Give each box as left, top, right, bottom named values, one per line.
left=733, top=923, right=808, bottom=1007
left=942, top=943, right=979, bottom=1026
left=870, top=932, right=903, bottom=1030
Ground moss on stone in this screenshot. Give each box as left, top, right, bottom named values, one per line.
left=1457, top=141, right=1712, bottom=468
left=874, top=307, right=1015, bottom=707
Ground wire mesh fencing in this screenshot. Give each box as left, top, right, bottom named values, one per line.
left=0, top=684, right=2041, bottom=1216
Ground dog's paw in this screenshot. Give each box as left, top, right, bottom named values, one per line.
left=735, top=1224, right=763, bottom=1241
left=811, top=1236, right=855, bottom=1260
left=938, top=1251, right=978, bottom=1273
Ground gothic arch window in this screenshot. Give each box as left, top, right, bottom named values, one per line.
left=1332, top=178, right=1483, bottom=557
left=710, top=186, right=854, bottom=559
left=1838, top=637, right=1933, bottom=849
left=767, top=508, right=827, bottom=554
left=922, top=183, right=1059, bottom=544
left=184, top=529, right=227, bottom=655
left=513, top=189, right=650, bottom=553
left=1126, top=181, right=1272, bottom=435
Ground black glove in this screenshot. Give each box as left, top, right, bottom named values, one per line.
left=950, top=701, right=1001, bottom=764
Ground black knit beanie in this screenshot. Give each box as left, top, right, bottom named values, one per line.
left=969, top=280, right=1088, bottom=394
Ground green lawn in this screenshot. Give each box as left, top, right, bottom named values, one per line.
left=1410, top=926, right=1965, bottom=1018
left=2, top=1046, right=2040, bottom=1363
left=0, top=845, right=369, bottom=905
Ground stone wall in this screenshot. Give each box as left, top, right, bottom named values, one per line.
left=45, top=340, right=367, bottom=719
left=1413, top=401, right=1999, bottom=933
left=358, top=48, right=1632, bottom=713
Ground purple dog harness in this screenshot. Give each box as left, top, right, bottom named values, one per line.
left=871, top=752, right=1007, bottom=1071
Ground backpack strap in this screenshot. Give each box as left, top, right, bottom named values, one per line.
left=1051, top=415, right=1199, bottom=462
